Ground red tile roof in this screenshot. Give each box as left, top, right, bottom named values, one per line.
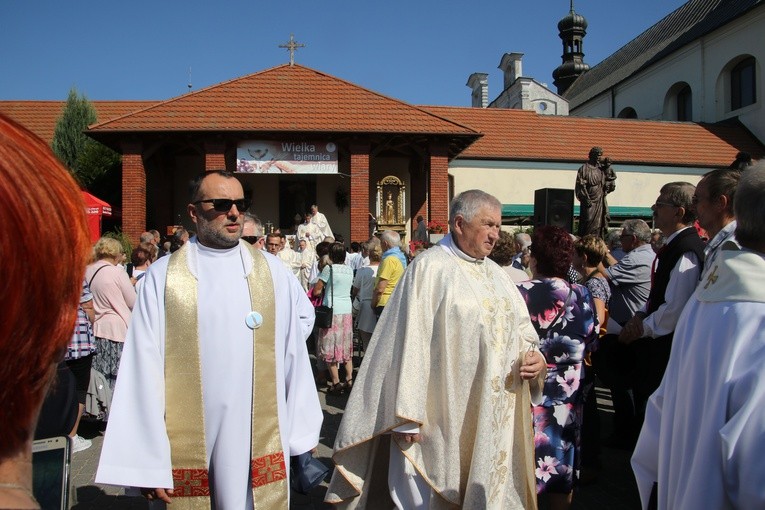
left=0, top=100, right=156, bottom=144
left=3, top=70, right=762, bottom=170
left=422, top=106, right=765, bottom=167
left=87, top=64, right=478, bottom=137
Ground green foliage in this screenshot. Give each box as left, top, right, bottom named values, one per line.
left=77, top=141, right=122, bottom=191
left=51, top=88, right=121, bottom=188
left=103, top=229, right=133, bottom=261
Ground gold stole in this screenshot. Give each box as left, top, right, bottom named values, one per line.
left=164, top=242, right=289, bottom=509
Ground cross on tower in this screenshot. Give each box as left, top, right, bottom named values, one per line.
left=279, top=34, right=305, bottom=66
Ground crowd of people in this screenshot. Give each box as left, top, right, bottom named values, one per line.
left=3, top=105, right=763, bottom=510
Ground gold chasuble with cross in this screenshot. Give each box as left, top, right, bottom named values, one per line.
left=164, top=243, right=288, bottom=509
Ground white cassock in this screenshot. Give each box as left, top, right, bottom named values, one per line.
left=278, top=244, right=302, bottom=276
left=96, top=239, right=322, bottom=509
left=310, top=211, right=333, bottom=241
left=297, top=222, right=322, bottom=250
left=632, top=245, right=765, bottom=510
left=298, top=247, right=317, bottom=291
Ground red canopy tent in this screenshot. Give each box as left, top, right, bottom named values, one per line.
left=82, top=191, right=112, bottom=242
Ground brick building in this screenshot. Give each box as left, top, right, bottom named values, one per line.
left=2, top=62, right=763, bottom=244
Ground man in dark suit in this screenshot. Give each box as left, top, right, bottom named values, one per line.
left=620, top=182, right=705, bottom=430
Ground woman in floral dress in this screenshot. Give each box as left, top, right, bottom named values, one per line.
left=517, top=226, right=598, bottom=510
left=573, top=234, right=612, bottom=482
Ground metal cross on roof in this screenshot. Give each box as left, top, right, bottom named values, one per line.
left=279, top=34, right=305, bottom=66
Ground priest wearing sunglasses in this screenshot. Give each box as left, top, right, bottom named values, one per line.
left=97, top=170, right=323, bottom=508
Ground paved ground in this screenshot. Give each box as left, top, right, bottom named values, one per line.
left=68, top=365, right=641, bottom=509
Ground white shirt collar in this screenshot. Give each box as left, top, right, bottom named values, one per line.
left=440, top=233, right=485, bottom=264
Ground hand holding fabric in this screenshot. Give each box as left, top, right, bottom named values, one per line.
left=520, top=351, right=545, bottom=380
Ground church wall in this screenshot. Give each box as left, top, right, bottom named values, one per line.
left=572, top=6, right=765, bottom=144
left=449, top=160, right=707, bottom=213
left=489, top=80, right=569, bottom=115
left=573, top=93, right=611, bottom=118
left=704, top=9, right=765, bottom=142
left=608, top=43, right=704, bottom=121
left=525, top=82, right=569, bottom=116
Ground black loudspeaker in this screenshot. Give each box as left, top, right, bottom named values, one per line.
left=534, top=188, right=574, bottom=233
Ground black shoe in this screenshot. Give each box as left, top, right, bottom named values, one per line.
left=328, top=383, right=345, bottom=395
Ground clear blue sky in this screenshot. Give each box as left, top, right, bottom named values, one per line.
left=0, top=0, right=687, bottom=106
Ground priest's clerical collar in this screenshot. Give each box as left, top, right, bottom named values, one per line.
left=188, top=237, right=250, bottom=278
left=445, top=234, right=485, bottom=265
left=195, top=237, right=241, bottom=254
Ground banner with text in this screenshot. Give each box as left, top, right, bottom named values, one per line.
left=236, top=140, right=338, bottom=174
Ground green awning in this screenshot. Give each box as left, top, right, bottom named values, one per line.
left=502, top=204, right=653, bottom=218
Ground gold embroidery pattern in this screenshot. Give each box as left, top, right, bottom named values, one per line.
left=457, top=257, right=530, bottom=506
left=480, top=272, right=517, bottom=504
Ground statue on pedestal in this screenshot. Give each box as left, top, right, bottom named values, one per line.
left=575, top=147, right=617, bottom=238
left=385, top=192, right=396, bottom=224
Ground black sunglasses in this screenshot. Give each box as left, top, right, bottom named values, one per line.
left=241, top=235, right=261, bottom=244
left=194, top=198, right=251, bottom=212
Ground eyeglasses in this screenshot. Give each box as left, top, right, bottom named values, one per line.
left=242, top=235, right=261, bottom=244
left=652, top=201, right=677, bottom=209
left=194, top=198, right=251, bottom=212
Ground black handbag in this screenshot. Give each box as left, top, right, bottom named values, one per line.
left=290, top=452, right=330, bottom=494
left=314, top=266, right=333, bottom=329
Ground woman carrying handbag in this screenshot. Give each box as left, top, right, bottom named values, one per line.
left=311, top=243, right=355, bottom=395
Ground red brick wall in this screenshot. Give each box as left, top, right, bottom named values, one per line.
left=121, top=141, right=145, bottom=245
left=429, top=143, right=449, bottom=232
left=205, top=140, right=226, bottom=171
left=350, top=144, right=370, bottom=242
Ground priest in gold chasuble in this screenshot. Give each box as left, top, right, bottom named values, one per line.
left=325, top=190, right=546, bottom=509
left=97, top=172, right=322, bottom=509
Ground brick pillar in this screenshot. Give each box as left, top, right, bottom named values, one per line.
left=205, top=140, right=226, bottom=171
left=121, top=141, right=145, bottom=245
left=350, top=144, right=370, bottom=242
left=429, top=143, right=450, bottom=232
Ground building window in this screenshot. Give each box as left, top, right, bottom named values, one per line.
left=617, top=107, right=637, bottom=119
left=677, top=85, right=692, bottom=121
left=731, top=57, right=756, bottom=110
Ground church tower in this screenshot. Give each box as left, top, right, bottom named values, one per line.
left=553, top=0, right=590, bottom=95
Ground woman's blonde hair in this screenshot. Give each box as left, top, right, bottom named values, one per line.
left=574, top=235, right=608, bottom=266
left=93, top=237, right=124, bottom=260
left=368, top=244, right=383, bottom=263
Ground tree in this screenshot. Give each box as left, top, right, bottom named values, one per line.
left=52, top=88, right=120, bottom=189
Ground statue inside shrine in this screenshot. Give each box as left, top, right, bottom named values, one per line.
left=384, top=191, right=396, bottom=224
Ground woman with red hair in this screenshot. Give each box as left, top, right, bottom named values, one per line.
left=0, top=114, right=91, bottom=508
left=516, top=226, right=598, bottom=510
